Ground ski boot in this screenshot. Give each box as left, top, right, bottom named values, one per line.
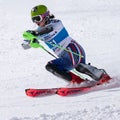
left=75, top=63, right=111, bottom=86
left=76, top=63, right=105, bottom=81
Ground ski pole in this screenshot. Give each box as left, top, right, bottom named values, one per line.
left=40, top=45, right=57, bottom=58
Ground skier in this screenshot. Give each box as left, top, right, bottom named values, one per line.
left=22, top=5, right=110, bottom=86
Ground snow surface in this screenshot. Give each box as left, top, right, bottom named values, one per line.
left=0, top=0, right=120, bottom=120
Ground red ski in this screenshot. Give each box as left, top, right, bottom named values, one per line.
left=25, top=88, right=58, bottom=97
left=25, top=86, right=91, bottom=97
left=25, top=74, right=111, bottom=97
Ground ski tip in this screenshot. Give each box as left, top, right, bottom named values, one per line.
left=25, top=88, right=30, bottom=92
left=25, top=88, right=37, bottom=97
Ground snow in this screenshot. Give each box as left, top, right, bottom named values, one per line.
left=0, top=0, right=120, bottom=120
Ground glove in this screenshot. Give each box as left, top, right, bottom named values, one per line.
left=27, top=30, right=39, bottom=36
left=32, top=38, right=39, bottom=43
left=30, top=38, right=40, bottom=48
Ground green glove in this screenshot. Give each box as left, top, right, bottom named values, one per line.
left=23, top=31, right=37, bottom=41
left=30, top=38, right=41, bottom=48
left=23, top=31, right=40, bottom=48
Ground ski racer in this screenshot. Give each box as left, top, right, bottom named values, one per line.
left=22, top=5, right=110, bottom=86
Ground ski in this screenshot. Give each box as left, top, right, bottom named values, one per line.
left=25, top=88, right=58, bottom=97
left=25, top=86, right=92, bottom=97
left=25, top=74, right=111, bottom=97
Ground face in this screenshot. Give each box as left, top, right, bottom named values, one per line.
left=32, top=14, right=46, bottom=27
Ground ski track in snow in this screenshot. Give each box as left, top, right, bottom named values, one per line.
left=0, top=0, right=120, bottom=120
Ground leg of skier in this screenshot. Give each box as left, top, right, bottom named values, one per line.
left=46, top=40, right=110, bottom=86
left=45, top=58, right=85, bottom=84
left=45, top=40, right=86, bottom=84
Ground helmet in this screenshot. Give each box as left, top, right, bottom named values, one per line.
left=31, top=5, right=50, bottom=22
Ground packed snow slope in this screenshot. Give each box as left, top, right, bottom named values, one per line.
left=0, top=0, right=120, bottom=120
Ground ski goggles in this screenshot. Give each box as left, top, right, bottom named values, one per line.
left=32, top=11, right=50, bottom=23
left=32, top=15, right=43, bottom=23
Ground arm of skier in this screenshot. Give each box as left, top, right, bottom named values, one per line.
left=22, top=25, right=53, bottom=49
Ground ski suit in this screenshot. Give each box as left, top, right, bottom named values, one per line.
left=37, top=19, right=86, bottom=71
